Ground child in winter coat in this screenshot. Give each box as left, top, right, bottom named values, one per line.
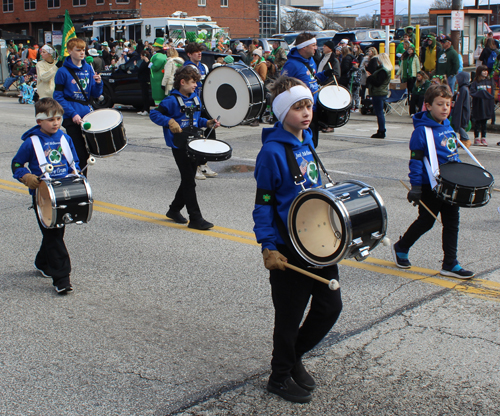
left=349, top=59, right=362, bottom=111
left=410, top=71, right=431, bottom=115
left=450, top=72, right=472, bottom=148
left=470, top=65, right=495, bottom=146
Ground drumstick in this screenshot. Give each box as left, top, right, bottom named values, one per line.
left=205, top=115, right=220, bottom=141
left=312, top=79, right=336, bottom=96
left=399, top=180, right=442, bottom=225
left=80, top=156, right=96, bottom=174
left=283, top=263, right=340, bottom=291
left=38, top=164, right=54, bottom=179
left=493, top=188, right=500, bottom=192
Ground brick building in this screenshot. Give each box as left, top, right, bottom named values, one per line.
left=0, top=0, right=259, bottom=44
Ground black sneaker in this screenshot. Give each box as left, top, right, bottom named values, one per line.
left=291, top=360, right=316, bottom=391
left=55, top=284, right=73, bottom=294
left=266, top=377, right=312, bottom=403
left=34, top=262, right=52, bottom=278
left=440, top=261, right=475, bottom=279
left=166, top=210, right=188, bottom=224
left=188, top=218, right=214, bottom=230
left=391, top=242, right=411, bottom=269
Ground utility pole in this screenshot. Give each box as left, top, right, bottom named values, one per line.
left=408, top=0, right=411, bottom=28
left=451, top=0, right=462, bottom=52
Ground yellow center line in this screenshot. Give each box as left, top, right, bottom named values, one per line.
left=2, top=178, right=499, bottom=301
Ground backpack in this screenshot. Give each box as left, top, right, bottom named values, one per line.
left=487, top=49, right=497, bottom=69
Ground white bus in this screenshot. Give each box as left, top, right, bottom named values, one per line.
left=85, top=15, right=225, bottom=45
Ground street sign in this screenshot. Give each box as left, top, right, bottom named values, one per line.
left=451, top=11, right=465, bottom=31
left=380, top=0, right=394, bottom=26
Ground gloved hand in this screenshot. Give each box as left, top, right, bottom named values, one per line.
left=407, top=185, right=422, bottom=206
left=168, top=118, right=182, bottom=134
left=21, top=173, right=40, bottom=190
left=262, top=248, right=288, bottom=271
left=323, top=68, right=334, bottom=78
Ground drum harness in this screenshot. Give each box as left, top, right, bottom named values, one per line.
left=273, top=143, right=339, bottom=269
left=63, top=67, right=94, bottom=112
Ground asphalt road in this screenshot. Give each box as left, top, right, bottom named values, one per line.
left=1, top=96, right=499, bottom=416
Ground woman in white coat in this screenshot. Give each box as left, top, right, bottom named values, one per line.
left=161, top=47, right=184, bottom=96
left=36, top=45, right=58, bottom=99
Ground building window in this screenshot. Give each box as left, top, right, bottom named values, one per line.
left=48, top=0, right=60, bottom=8
left=198, top=0, right=206, bottom=6
left=24, top=0, right=36, bottom=10
left=115, top=0, right=129, bottom=3
left=221, top=0, right=228, bottom=6
left=259, top=0, right=278, bottom=37
left=3, top=0, right=13, bottom=12
left=72, top=0, right=86, bottom=6
left=96, top=0, right=104, bottom=4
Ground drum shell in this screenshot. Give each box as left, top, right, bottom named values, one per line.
left=82, top=109, right=127, bottom=157
left=288, top=180, right=387, bottom=267
left=202, top=64, right=265, bottom=127
left=36, top=176, right=93, bottom=229
left=436, top=162, right=494, bottom=208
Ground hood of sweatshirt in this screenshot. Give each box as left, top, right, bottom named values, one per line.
left=21, top=124, right=64, bottom=142
left=456, top=71, right=470, bottom=87
left=261, top=122, right=314, bottom=149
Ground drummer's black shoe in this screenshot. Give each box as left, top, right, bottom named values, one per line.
left=166, top=210, right=188, bottom=224
left=266, top=377, right=312, bottom=403
left=371, top=130, right=386, bottom=139
left=55, top=284, right=73, bottom=294
left=440, top=260, right=475, bottom=279
left=392, top=241, right=411, bottom=269
left=34, top=262, right=52, bottom=278
left=188, top=218, right=214, bottom=230
left=291, top=360, right=316, bottom=391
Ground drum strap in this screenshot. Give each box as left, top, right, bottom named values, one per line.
left=284, top=144, right=305, bottom=185
left=424, top=127, right=439, bottom=189
left=30, top=135, right=76, bottom=176
left=66, top=67, right=92, bottom=107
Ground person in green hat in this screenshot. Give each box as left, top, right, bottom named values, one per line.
left=150, top=37, right=167, bottom=105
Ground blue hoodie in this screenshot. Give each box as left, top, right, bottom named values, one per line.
left=281, top=48, right=328, bottom=108
left=253, top=124, right=321, bottom=251
left=53, top=56, right=103, bottom=120
left=409, top=111, right=461, bottom=186
left=149, top=89, right=208, bottom=148
left=12, top=125, right=80, bottom=195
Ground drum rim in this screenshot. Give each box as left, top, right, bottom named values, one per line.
left=82, top=109, right=124, bottom=133
left=288, top=187, right=352, bottom=266
left=37, top=178, right=58, bottom=229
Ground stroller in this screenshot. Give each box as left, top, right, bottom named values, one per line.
left=18, top=80, right=36, bottom=104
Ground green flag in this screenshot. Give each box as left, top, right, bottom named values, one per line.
left=59, top=10, right=76, bottom=61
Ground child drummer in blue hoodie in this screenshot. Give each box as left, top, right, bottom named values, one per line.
left=11, top=98, right=80, bottom=294
left=150, top=66, right=220, bottom=230
left=54, top=38, right=102, bottom=176
left=392, top=84, right=475, bottom=279
left=253, top=76, right=342, bottom=404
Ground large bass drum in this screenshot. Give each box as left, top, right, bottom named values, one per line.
left=288, top=180, right=387, bottom=267
left=202, top=64, right=265, bottom=127
left=36, top=175, right=93, bottom=229
left=81, top=109, right=127, bottom=157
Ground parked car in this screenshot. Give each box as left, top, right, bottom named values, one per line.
left=229, top=37, right=288, bottom=53
left=332, top=29, right=396, bottom=52
left=94, top=50, right=241, bottom=109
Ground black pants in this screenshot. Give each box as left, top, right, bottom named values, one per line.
left=63, top=118, right=89, bottom=177
left=406, top=77, right=415, bottom=105
left=33, top=196, right=71, bottom=287
left=170, top=148, right=203, bottom=221
left=409, top=94, right=424, bottom=115
left=474, top=119, right=488, bottom=138
left=310, top=110, right=320, bottom=148
left=398, top=185, right=460, bottom=265
left=140, top=81, right=151, bottom=113
left=269, top=244, right=342, bottom=382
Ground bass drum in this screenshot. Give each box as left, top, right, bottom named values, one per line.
left=36, top=175, right=93, bottom=229
left=316, top=85, right=352, bottom=128
left=202, top=64, right=265, bottom=127
left=81, top=109, right=127, bottom=157
left=288, top=180, right=387, bottom=267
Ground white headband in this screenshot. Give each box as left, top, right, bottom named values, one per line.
left=41, top=45, right=55, bottom=54
left=36, top=111, right=63, bottom=120
left=272, top=86, right=313, bottom=123
left=296, top=38, right=317, bottom=49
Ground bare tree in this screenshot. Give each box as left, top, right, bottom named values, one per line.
left=356, top=14, right=374, bottom=28
left=284, top=10, right=317, bottom=32
left=430, top=0, right=452, bottom=8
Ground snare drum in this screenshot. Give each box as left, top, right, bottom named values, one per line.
left=187, top=138, right=232, bottom=162
left=81, top=109, right=127, bottom=157
left=317, top=85, right=352, bottom=128
left=36, top=175, right=93, bottom=229
left=202, top=64, right=265, bottom=127
left=288, top=180, right=387, bottom=267
left=435, top=162, right=494, bottom=208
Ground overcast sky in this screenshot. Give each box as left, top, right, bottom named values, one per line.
left=321, top=0, right=498, bottom=18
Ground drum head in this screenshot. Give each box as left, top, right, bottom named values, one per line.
left=188, top=139, right=231, bottom=155
left=36, top=180, right=54, bottom=228
left=203, top=66, right=256, bottom=127
left=440, top=162, right=494, bottom=188
left=318, top=85, right=352, bottom=110
left=82, top=109, right=122, bottom=132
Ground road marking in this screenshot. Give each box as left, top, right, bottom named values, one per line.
left=2, top=178, right=499, bottom=302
